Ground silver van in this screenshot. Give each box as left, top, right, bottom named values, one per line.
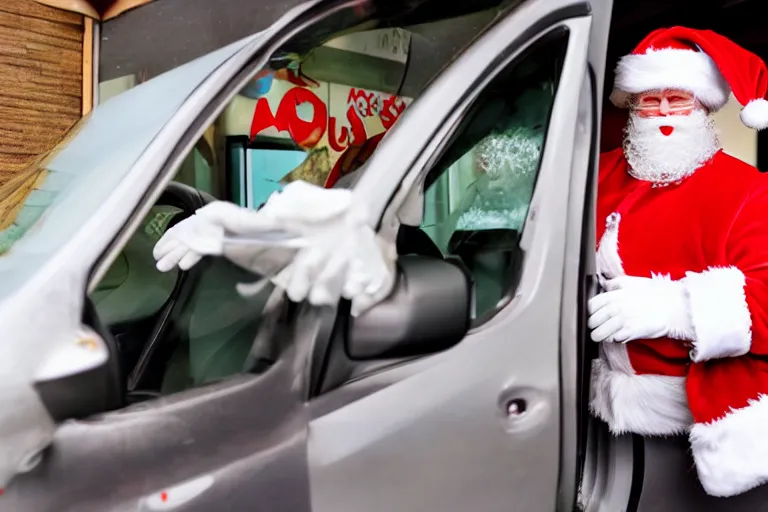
left=0, top=0, right=765, bottom=510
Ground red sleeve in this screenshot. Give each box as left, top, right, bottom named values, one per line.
left=683, top=178, right=768, bottom=361
left=726, top=181, right=768, bottom=355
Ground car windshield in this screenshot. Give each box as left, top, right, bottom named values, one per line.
left=0, top=36, right=257, bottom=298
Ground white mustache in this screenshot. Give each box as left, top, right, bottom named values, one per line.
left=628, top=113, right=698, bottom=130
left=623, top=110, right=719, bottom=183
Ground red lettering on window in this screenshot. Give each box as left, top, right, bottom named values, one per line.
left=379, top=96, right=406, bottom=130
left=250, top=87, right=328, bottom=148
left=347, top=88, right=378, bottom=117
left=328, top=105, right=367, bottom=152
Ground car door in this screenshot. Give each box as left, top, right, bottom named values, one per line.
left=0, top=1, right=427, bottom=510
left=303, top=0, right=611, bottom=511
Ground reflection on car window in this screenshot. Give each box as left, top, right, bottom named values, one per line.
left=454, top=92, right=549, bottom=232
left=222, top=11, right=508, bottom=207
left=0, top=119, right=86, bottom=256
left=173, top=145, right=220, bottom=198
left=89, top=185, right=276, bottom=395
left=418, top=30, right=569, bottom=318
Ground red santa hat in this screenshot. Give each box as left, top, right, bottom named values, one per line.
left=610, top=27, right=768, bottom=130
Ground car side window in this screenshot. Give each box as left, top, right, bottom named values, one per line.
left=89, top=175, right=278, bottom=397
left=91, top=206, right=183, bottom=325
left=89, top=205, right=184, bottom=380
left=418, top=30, right=569, bottom=318
left=86, top=22, right=439, bottom=401
left=173, top=136, right=221, bottom=198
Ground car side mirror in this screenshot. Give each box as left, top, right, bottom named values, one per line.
left=34, top=299, right=124, bottom=422
left=33, top=331, right=120, bottom=422
left=347, top=255, right=473, bottom=359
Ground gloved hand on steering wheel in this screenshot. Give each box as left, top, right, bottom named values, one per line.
left=152, top=181, right=397, bottom=316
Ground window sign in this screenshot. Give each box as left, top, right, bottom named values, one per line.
left=223, top=65, right=411, bottom=207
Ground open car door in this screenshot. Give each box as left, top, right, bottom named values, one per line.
left=301, top=0, right=612, bottom=510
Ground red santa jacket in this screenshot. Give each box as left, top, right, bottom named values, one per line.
left=593, top=147, right=768, bottom=497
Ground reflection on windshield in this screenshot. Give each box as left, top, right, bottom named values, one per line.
left=0, top=36, right=252, bottom=270
left=455, top=125, right=543, bottom=231
left=453, top=85, right=551, bottom=232
left=0, top=118, right=83, bottom=256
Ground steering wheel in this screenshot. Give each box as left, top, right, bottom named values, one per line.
left=125, top=182, right=215, bottom=397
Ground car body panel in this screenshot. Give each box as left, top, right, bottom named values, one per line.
left=559, top=0, right=610, bottom=508
left=9, top=361, right=312, bottom=511
left=0, top=32, right=265, bottom=497
left=306, top=2, right=601, bottom=510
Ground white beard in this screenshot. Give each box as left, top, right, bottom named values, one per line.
left=623, top=109, right=720, bottom=184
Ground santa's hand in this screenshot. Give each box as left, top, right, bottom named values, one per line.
left=154, top=181, right=397, bottom=317
left=587, top=275, right=695, bottom=343
left=153, top=212, right=227, bottom=272
left=152, top=200, right=297, bottom=273
left=267, top=210, right=397, bottom=317
left=153, top=182, right=352, bottom=273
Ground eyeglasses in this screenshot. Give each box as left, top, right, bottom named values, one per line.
left=632, top=95, right=697, bottom=117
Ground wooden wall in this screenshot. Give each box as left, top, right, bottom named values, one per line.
left=0, top=0, right=85, bottom=228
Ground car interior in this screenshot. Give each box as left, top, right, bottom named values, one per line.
left=74, top=0, right=768, bottom=509
left=84, top=4, right=513, bottom=408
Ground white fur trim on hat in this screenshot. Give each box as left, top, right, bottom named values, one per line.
left=610, top=48, right=730, bottom=111
left=740, top=98, right=768, bottom=130
left=682, top=266, right=752, bottom=362
left=690, top=394, right=768, bottom=497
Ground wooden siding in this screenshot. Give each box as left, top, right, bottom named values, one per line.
left=0, top=0, right=84, bottom=229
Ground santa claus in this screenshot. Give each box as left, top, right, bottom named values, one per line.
left=590, top=26, right=768, bottom=498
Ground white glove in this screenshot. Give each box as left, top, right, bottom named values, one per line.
left=152, top=181, right=397, bottom=316
left=587, top=275, right=695, bottom=343
left=268, top=215, right=398, bottom=316
left=152, top=208, right=229, bottom=272
left=153, top=182, right=352, bottom=272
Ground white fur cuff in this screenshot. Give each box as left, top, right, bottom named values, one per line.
left=682, top=267, right=752, bottom=362
left=691, top=394, right=768, bottom=497
left=590, top=358, right=692, bottom=436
